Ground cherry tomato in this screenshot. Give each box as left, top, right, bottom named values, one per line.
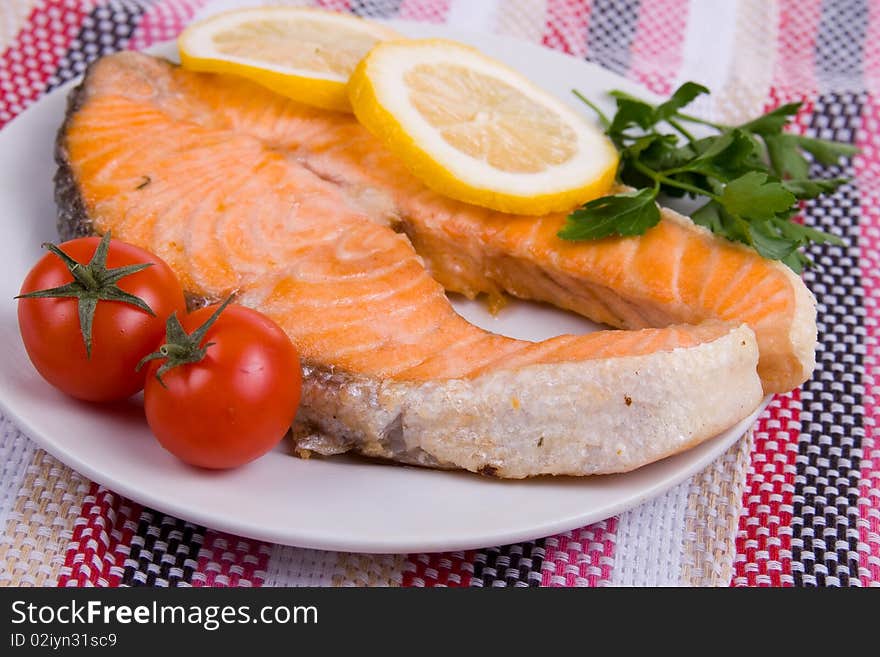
left=17, top=235, right=186, bottom=402
left=142, top=303, right=302, bottom=469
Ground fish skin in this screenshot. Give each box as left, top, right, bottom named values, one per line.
left=53, top=52, right=765, bottom=477
left=55, top=78, right=92, bottom=242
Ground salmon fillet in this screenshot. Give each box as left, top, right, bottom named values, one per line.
left=137, top=55, right=816, bottom=395
left=54, top=52, right=764, bottom=477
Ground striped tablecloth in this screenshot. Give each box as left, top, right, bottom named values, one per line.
left=0, top=0, right=876, bottom=587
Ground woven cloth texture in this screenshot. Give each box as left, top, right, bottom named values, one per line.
left=0, top=0, right=876, bottom=587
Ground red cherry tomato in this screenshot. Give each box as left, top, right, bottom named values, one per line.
left=142, top=303, right=302, bottom=469
left=17, top=236, right=186, bottom=402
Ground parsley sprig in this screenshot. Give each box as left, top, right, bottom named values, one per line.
left=559, top=82, right=857, bottom=272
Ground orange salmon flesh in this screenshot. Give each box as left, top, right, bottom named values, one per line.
left=59, top=52, right=814, bottom=392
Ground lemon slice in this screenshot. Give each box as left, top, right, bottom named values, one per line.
left=178, top=7, right=400, bottom=112
left=348, top=39, right=619, bottom=215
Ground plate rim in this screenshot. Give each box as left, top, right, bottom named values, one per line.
left=0, top=391, right=770, bottom=553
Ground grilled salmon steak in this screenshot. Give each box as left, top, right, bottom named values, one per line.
left=55, top=52, right=767, bottom=477
left=268, top=101, right=816, bottom=396
left=128, top=53, right=814, bottom=395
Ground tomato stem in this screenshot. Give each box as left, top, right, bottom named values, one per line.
left=137, top=296, right=234, bottom=387
left=160, top=344, right=191, bottom=360
left=15, top=231, right=155, bottom=357
left=70, top=261, right=98, bottom=290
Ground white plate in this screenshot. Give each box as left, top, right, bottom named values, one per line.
left=0, top=22, right=768, bottom=554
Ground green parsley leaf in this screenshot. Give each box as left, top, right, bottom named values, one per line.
left=718, top=203, right=752, bottom=245
left=738, top=102, right=802, bottom=135
left=748, top=220, right=801, bottom=261
left=720, top=172, right=796, bottom=221
left=564, top=83, right=857, bottom=270
left=654, top=82, right=709, bottom=121
left=772, top=216, right=844, bottom=246
left=688, top=129, right=762, bottom=180
left=558, top=188, right=660, bottom=240
left=782, top=251, right=810, bottom=273
left=691, top=201, right=724, bottom=233
left=695, top=201, right=777, bottom=251
left=781, top=177, right=848, bottom=199
left=765, top=133, right=810, bottom=179
left=794, top=135, right=859, bottom=165
left=608, top=98, right=656, bottom=138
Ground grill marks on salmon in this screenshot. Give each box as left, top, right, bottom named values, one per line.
left=55, top=52, right=765, bottom=477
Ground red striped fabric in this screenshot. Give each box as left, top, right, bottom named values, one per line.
left=730, top=0, right=826, bottom=588
left=541, top=519, right=616, bottom=587
left=774, top=0, right=822, bottom=96
left=59, top=484, right=138, bottom=587
left=403, top=551, right=474, bottom=587
left=734, top=393, right=799, bottom=586
left=730, top=93, right=815, bottom=587
left=192, top=531, right=271, bottom=587
left=402, top=518, right=618, bottom=587
left=855, top=94, right=880, bottom=585
left=126, top=0, right=209, bottom=51
left=542, top=0, right=590, bottom=57
left=0, top=0, right=94, bottom=129
left=316, top=0, right=352, bottom=13
left=398, top=0, right=449, bottom=23
left=627, top=0, right=689, bottom=96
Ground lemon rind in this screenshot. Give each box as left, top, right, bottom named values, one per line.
left=348, top=39, right=619, bottom=215
left=178, top=7, right=399, bottom=113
